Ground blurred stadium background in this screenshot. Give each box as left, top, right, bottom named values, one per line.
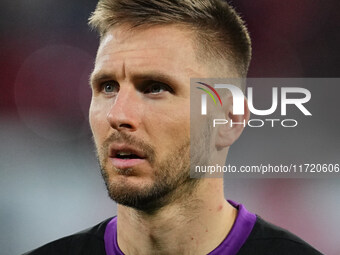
left=0, top=0, right=339, bottom=254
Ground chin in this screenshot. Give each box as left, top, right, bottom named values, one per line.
left=106, top=177, right=172, bottom=212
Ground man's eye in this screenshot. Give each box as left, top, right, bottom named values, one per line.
left=144, top=82, right=172, bottom=94
left=101, top=81, right=118, bottom=94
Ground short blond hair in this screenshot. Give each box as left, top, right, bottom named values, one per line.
left=89, top=0, right=251, bottom=77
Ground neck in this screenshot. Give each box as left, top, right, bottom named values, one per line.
left=116, top=179, right=237, bottom=255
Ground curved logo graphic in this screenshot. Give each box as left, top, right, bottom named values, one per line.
left=196, top=82, right=223, bottom=107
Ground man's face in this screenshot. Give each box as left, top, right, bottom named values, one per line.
left=89, top=25, right=208, bottom=211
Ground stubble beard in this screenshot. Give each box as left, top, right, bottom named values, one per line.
left=95, top=132, right=203, bottom=212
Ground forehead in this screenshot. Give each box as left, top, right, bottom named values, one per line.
left=97, top=24, right=195, bottom=58
left=92, top=25, right=207, bottom=81
left=109, top=24, right=191, bottom=45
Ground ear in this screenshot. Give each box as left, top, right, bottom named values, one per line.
left=215, top=96, right=250, bottom=150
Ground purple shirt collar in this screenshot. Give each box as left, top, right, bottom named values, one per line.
left=208, top=200, right=256, bottom=254
left=104, top=200, right=256, bottom=255
left=104, top=216, right=123, bottom=255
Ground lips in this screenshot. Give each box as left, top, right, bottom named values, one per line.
left=108, top=143, right=147, bottom=169
left=109, top=144, right=146, bottom=158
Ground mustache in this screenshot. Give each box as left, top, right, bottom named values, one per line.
left=100, top=132, right=156, bottom=164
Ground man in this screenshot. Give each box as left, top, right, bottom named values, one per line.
left=24, top=0, right=322, bottom=254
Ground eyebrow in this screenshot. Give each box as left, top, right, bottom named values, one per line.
left=89, top=72, right=113, bottom=87
left=90, top=71, right=180, bottom=88
left=133, top=72, right=179, bottom=85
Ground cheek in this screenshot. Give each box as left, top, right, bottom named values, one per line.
left=170, top=101, right=190, bottom=135
left=146, top=100, right=190, bottom=150
left=89, top=99, right=109, bottom=144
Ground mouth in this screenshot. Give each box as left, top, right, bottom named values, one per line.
left=109, top=144, right=147, bottom=169
left=115, top=151, right=143, bottom=160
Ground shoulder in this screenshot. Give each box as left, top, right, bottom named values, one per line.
left=237, top=216, right=323, bottom=255
left=22, top=217, right=113, bottom=255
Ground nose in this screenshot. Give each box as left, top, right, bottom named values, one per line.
left=106, top=86, right=142, bottom=132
